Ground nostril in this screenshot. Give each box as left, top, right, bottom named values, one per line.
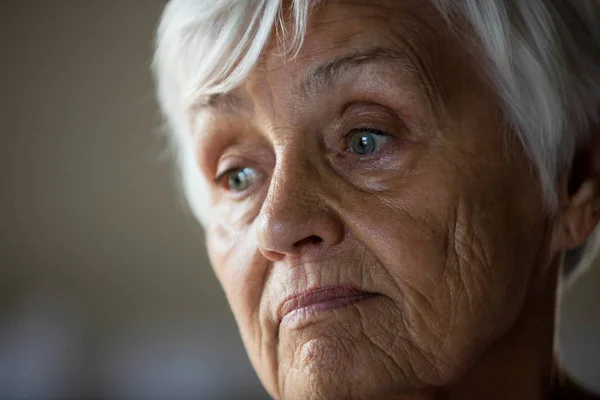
left=307, top=235, right=323, bottom=244
left=294, top=235, right=323, bottom=248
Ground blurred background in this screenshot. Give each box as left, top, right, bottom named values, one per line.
left=0, top=1, right=598, bottom=399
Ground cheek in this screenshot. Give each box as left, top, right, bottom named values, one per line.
left=206, top=226, right=283, bottom=398
left=206, top=221, right=266, bottom=328
left=340, top=148, right=547, bottom=383
left=341, top=170, right=454, bottom=305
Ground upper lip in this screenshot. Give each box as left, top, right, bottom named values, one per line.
left=277, top=286, right=376, bottom=321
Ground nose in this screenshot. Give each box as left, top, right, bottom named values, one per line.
left=256, top=164, right=345, bottom=262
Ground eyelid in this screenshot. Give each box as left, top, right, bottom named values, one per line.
left=213, top=142, right=274, bottom=175
left=341, top=101, right=405, bottom=122
left=214, top=166, right=259, bottom=184
left=338, top=102, right=410, bottom=139
left=213, top=169, right=229, bottom=187
left=343, top=127, right=389, bottom=138
left=214, top=165, right=238, bottom=184
left=215, top=155, right=242, bottom=179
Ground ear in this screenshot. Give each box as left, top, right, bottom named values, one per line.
left=555, top=132, right=600, bottom=251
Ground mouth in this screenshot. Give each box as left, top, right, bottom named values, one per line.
left=278, top=286, right=379, bottom=327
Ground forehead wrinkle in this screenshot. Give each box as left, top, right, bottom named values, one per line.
left=388, top=7, right=452, bottom=117
left=296, top=45, right=441, bottom=114
left=196, top=1, right=450, bottom=121
left=388, top=34, right=444, bottom=119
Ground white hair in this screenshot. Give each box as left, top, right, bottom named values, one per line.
left=152, top=0, right=600, bottom=270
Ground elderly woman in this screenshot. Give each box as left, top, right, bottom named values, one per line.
left=152, top=0, right=600, bottom=399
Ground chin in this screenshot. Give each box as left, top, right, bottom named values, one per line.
left=278, top=334, right=435, bottom=400
left=273, top=302, right=425, bottom=400
left=278, top=340, right=401, bottom=400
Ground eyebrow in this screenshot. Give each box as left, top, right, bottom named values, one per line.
left=299, top=47, right=422, bottom=96
left=200, top=91, right=250, bottom=113
left=200, top=46, right=438, bottom=113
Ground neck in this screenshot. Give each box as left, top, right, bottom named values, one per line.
left=443, top=258, right=561, bottom=400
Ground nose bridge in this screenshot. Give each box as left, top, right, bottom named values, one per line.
left=256, top=148, right=344, bottom=259
left=263, top=149, right=318, bottom=226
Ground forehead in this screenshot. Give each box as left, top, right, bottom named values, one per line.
left=197, top=0, right=453, bottom=115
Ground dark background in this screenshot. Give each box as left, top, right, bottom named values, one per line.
left=0, top=1, right=597, bottom=399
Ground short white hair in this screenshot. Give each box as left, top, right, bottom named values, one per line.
left=152, top=0, right=600, bottom=270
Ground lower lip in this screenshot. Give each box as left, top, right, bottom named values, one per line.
left=280, top=288, right=378, bottom=327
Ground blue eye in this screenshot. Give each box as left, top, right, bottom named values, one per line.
left=347, top=129, right=390, bottom=155
left=225, top=167, right=259, bottom=192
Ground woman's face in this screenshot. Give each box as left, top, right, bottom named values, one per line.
left=194, top=1, right=555, bottom=399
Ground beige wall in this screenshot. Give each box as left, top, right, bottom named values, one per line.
left=0, top=1, right=597, bottom=399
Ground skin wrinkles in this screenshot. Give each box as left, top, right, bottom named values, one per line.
left=201, top=4, right=444, bottom=121
left=194, top=1, right=600, bottom=400
left=345, top=1, right=448, bottom=114
left=296, top=48, right=423, bottom=101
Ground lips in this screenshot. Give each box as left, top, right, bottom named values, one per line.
left=278, top=286, right=378, bottom=323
